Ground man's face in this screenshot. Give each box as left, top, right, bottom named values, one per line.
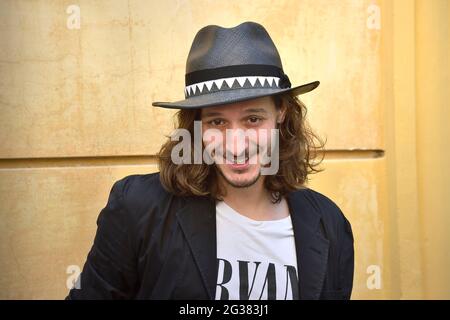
left=201, top=96, right=285, bottom=188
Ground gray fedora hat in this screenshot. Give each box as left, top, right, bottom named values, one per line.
left=152, top=21, right=319, bottom=109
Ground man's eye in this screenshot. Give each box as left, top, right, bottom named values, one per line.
left=248, top=117, right=261, bottom=124
left=209, top=119, right=225, bottom=126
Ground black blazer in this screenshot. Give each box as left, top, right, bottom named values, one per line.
left=66, top=172, right=354, bottom=300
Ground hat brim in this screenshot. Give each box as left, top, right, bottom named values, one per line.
left=152, top=81, right=319, bottom=109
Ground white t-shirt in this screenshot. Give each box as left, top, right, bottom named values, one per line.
left=215, top=200, right=299, bottom=300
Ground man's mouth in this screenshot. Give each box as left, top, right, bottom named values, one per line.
left=223, top=155, right=253, bottom=170
left=228, top=156, right=249, bottom=164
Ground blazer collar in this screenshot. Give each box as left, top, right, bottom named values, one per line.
left=176, top=196, right=217, bottom=299
left=287, top=190, right=330, bottom=299
left=176, top=189, right=330, bottom=300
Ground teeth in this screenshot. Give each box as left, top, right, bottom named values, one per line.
left=233, top=157, right=249, bottom=164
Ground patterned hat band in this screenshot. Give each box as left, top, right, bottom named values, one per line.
left=184, top=64, right=292, bottom=98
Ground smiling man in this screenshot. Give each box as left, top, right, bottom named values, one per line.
left=67, top=21, right=354, bottom=300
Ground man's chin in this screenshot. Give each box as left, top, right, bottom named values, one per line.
left=217, top=167, right=261, bottom=188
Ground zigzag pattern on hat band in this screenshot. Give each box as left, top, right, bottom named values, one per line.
left=184, top=76, right=281, bottom=98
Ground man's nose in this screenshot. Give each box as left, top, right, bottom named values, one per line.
left=226, top=126, right=248, bottom=157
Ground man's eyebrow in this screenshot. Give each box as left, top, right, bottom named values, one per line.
left=202, top=107, right=268, bottom=118
left=243, top=108, right=268, bottom=114
left=201, top=111, right=223, bottom=118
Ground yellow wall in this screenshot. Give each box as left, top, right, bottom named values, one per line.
left=415, top=0, right=450, bottom=299
left=0, top=0, right=448, bottom=299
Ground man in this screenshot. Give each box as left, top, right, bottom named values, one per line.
left=67, top=21, right=354, bottom=300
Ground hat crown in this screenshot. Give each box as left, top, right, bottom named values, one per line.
left=186, top=21, right=284, bottom=74
left=151, top=21, right=319, bottom=109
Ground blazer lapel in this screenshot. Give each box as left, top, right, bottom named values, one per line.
left=176, top=196, right=217, bottom=299
left=287, top=190, right=330, bottom=300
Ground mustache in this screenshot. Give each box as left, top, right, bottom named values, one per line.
left=211, top=145, right=271, bottom=166
left=201, top=131, right=277, bottom=166
left=214, top=140, right=261, bottom=159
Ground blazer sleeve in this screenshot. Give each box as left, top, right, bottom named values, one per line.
left=66, top=177, right=138, bottom=299
left=339, top=213, right=355, bottom=300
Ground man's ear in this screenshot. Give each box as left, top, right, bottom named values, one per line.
left=277, top=101, right=287, bottom=123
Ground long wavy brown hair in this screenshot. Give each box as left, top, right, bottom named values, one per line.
left=157, top=94, right=326, bottom=203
